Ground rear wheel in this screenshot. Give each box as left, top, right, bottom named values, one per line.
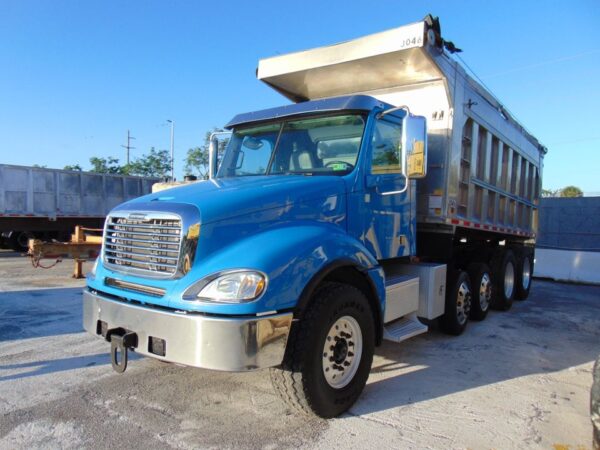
left=440, top=270, right=471, bottom=335
left=270, top=282, right=375, bottom=418
left=8, top=231, right=34, bottom=252
left=515, top=252, right=533, bottom=300
left=467, top=263, right=492, bottom=321
left=491, top=250, right=516, bottom=311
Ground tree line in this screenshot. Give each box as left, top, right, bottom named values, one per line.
left=63, top=128, right=227, bottom=179
left=59, top=132, right=587, bottom=198
left=541, top=186, right=584, bottom=198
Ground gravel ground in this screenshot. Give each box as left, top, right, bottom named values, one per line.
left=0, top=250, right=598, bottom=449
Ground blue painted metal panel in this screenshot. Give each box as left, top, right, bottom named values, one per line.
left=346, top=110, right=414, bottom=259
left=538, top=197, right=600, bottom=251
left=87, top=172, right=386, bottom=315
left=89, top=223, right=384, bottom=316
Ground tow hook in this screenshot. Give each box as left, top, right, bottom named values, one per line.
left=106, top=328, right=138, bottom=373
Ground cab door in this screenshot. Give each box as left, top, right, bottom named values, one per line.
left=358, top=115, right=414, bottom=260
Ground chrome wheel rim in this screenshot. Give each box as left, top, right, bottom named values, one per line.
left=456, top=281, right=471, bottom=325
left=522, top=258, right=531, bottom=290
left=322, top=316, right=363, bottom=389
left=504, top=262, right=515, bottom=299
left=478, top=273, right=492, bottom=312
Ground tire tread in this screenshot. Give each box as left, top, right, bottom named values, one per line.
left=270, top=282, right=366, bottom=416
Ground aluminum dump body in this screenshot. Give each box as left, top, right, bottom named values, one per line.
left=0, top=164, right=158, bottom=219
left=257, top=19, right=547, bottom=238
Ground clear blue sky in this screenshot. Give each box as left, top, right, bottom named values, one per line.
left=1, top=0, right=598, bottom=192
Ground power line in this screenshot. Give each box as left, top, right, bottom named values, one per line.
left=482, top=49, right=600, bottom=79
left=120, top=129, right=136, bottom=164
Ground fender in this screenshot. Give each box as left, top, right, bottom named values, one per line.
left=293, top=258, right=386, bottom=345
left=169, top=223, right=386, bottom=318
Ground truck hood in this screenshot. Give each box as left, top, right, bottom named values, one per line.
left=122, top=175, right=347, bottom=225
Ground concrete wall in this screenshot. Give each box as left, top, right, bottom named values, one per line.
left=535, top=197, right=600, bottom=284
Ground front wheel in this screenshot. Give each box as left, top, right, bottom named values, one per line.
left=270, top=282, right=375, bottom=418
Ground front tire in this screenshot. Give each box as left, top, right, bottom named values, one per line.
left=270, top=282, right=375, bottom=418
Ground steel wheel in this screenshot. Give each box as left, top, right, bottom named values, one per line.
left=440, top=270, right=472, bottom=335
left=479, top=273, right=492, bottom=310
left=322, top=316, right=363, bottom=389
left=456, top=280, right=471, bottom=326
left=521, top=257, right=531, bottom=291
left=515, top=252, right=534, bottom=300
left=468, top=262, right=492, bottom=321
left=270, top=282, right=375, bottom=418
left=504, top=260, right=515, bottom=299
left=491, top=250, right=516, bottom=311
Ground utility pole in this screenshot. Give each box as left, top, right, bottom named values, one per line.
left=120, top=130, right=136, bottom=165
left=167, top=120, right=175, bottom=181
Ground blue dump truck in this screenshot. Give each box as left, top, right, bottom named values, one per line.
left=84, top=16, right=547, bottom=417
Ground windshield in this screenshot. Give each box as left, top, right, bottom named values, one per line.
left=217, top=114, right=366, bottom=177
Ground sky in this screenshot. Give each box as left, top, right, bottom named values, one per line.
left=0, top=0, right=598, bottom=193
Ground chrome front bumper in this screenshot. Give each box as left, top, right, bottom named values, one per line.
left=82, top=290, right=293, bottom=371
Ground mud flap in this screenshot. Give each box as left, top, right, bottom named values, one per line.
left=106, top=328, right=138, bottom=373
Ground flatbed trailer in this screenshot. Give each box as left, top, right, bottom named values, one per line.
left=0, top=164, right=157, bottom=249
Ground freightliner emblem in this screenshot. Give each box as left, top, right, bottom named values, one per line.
left=128, top=213, right=147, bottom=221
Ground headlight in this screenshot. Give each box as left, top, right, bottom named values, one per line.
left=185, top=271, right=267, bottom=303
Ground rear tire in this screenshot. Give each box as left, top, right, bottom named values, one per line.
left=515, top=252, right=533, bottom=300
left=467, top=263, right=492, bottom=321
left=491, top=250, right=516, bottom=311
left=8, top=231, right=33, bottom=252
left=270, top=282, right=375, bottom=418
left=440, top=270, right=471, bottom=335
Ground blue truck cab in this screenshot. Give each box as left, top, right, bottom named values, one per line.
left=84, top=17, right=544, bottom=417
left=84, top=95, right=428, bottom=416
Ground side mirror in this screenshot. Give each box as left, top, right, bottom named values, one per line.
left=402, top=115, right=427, bottom=179
left=208, top=131, right=232, bottom=180
left=208, top=136, right=219, bottom=179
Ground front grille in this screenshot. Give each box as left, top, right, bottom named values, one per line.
left=103, top=213, right=182, bottom=277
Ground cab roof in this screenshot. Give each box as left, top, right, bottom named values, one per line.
left=224, top=95, right=392, bottom=129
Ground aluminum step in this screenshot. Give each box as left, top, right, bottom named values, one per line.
left=383, top=313, right=428, bottom=343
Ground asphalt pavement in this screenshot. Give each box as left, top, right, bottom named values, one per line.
left=0, top=250, right=598, bottom=449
